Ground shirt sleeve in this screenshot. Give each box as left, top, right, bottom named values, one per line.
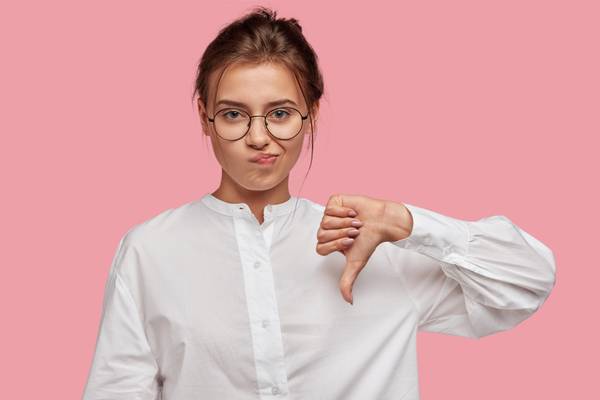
left=386, top=203, right=556, bottom=339
left=82, top=233, right=162, bottom=400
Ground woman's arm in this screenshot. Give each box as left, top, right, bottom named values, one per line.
left=384, top=202, right=556, bottom=338
left=82, top=233, right=162, bottom=399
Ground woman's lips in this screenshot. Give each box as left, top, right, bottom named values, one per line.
left=252, top=155, right=278, bottom=165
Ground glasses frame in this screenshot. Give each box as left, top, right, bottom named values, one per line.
left=207, top=106, right=309, bottom=141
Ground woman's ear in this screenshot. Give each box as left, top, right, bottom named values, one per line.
left=197, top=98, right=210, bottom=136
left=310, top=101, right=320, bottom=131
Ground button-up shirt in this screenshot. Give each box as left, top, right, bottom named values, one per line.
left=82, top=193, right=556, bottom=399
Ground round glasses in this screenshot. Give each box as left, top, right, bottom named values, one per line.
left=208, top=107, right=309, bottom=141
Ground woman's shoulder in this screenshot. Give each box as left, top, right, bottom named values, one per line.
left=120, top=197, right=207, bottom=246
left=299, top=196, right=325, bottom=214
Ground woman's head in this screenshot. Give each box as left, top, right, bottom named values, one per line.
left=191, top=6, right=324, bottom=196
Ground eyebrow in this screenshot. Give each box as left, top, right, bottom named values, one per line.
left=215, top=98, right=299, bottom=109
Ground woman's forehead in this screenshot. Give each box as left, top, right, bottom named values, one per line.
left=211, top=62, right=303, bottom=108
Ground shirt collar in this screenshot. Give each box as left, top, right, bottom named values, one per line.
left=199, top=193, right=300, bottom=218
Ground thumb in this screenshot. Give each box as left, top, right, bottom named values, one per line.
left=339, top=259, right=365, bottom=305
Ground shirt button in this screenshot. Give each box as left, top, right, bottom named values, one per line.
left=254, top=261, right=261, bottom=269
left=271, top=386, right=280, bottom=395
left=262, top=319, right=269, bottom=328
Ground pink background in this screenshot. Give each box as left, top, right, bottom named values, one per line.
left=1, top=0, right=597, bottom=398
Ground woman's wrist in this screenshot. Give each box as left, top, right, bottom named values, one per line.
left=381, top=201, right=414, bottom=243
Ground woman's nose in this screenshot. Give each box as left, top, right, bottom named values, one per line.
left=246, top=117, right=272, bottom=143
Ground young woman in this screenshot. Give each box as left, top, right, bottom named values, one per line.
left=82, top=7, right=556, bottom=400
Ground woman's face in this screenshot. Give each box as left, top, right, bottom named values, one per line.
left=197, top=61, right=318, bottom=193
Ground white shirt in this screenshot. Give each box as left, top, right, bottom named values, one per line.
left=82, top=193, right=556, bottom=400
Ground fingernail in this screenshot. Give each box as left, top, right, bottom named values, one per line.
left=351, top=220, right=362, bottom=227
left=342, top=238, right=354, bottom=246
left=348, top=210, right=357, bottom=217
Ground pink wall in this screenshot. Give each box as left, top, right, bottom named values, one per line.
left=1, top=0, right=596, bottom=398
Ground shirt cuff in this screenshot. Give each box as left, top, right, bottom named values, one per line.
left=391, top=203, right=470, bottom=262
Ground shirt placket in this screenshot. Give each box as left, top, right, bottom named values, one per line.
left=232, top=204, right=289, bottom=398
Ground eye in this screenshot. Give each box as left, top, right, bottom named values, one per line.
left=270, top=108, right=291, bottom=119
left=223, top=110, right=243, bottom=119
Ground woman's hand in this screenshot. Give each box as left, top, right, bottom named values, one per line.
left=315, top=194, right=414, bottom=305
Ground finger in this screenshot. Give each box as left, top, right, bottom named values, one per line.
left=325, top=205, right=357, bottom=218
left=320, top=215, right=363, bottom=230
left=316, top=226, right=360, bottom=244
left=315, top=236, right=355, bottom=256
left=339, top=259, right=366, bottom=305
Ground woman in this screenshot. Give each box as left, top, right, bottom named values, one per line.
left=82, top=7, right=556, bottom=400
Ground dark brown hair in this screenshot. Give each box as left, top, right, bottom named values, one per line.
left=190, top=6, right=325, bottom=225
